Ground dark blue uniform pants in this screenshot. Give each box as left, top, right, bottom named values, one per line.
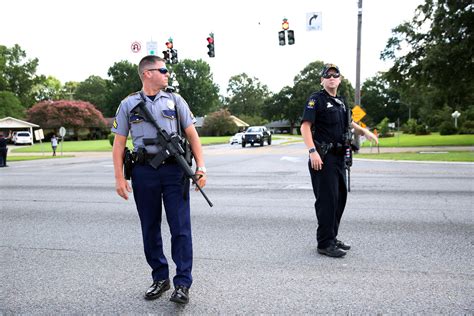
left=308, top=153, right=347, bottom=249
left=132, top=163, right=192, bottom=287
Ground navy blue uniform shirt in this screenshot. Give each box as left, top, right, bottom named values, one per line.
left=301, top=89, right=349, bottom=145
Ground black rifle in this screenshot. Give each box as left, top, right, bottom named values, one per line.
left=343, top=105, right=359, bottom=192
left=134, top=100, right=213, bottom=207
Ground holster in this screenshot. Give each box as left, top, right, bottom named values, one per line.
left=123, top=147, right=133, bottom=180
left=315, top=141, right=333, bottom=160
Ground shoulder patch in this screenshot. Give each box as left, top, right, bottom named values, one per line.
left=307, top=99, right=316, bottom=109
left=113, top=119, right=118, bottom=129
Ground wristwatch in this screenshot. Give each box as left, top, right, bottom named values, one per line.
left=196, top=166, right=207, bottom=173
left=308, top=147, right=317, bottom=154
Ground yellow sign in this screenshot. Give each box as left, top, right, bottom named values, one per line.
left=352, top=105, right=366, bottom=122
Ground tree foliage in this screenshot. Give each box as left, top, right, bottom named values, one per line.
left=0, top=44, right=41, bottom=107
left=361, top=73, right=407, bottom=126
left=226, top=73, right=270, bottom=117
left=27, top=100, right=107, bottom=129
left=381, top=0, right=474, bottom=127
left=171, top=59, right=220, bottom=116
left=75, top=75, right=109, bottom=115
left=0, top=91, right=24, bottom=118
left=201, top=109, right=238, bottom=136
left=106, top=61, right=141, bottom=117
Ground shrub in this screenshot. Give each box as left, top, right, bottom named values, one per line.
left=458, top=120, right=474, bottom=134
left=404, top=119, right=418, bottom=134
left=376, top=117, right=390, bottom=137
left=415, top=124, right=430, bottom=135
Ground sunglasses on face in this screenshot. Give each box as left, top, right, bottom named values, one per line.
left=322, top=73, right=341, bottom=79
left=146, top=68, right=168, bottom=74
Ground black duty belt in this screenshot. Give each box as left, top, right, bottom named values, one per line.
left=145, top=154, right=177, bottom=165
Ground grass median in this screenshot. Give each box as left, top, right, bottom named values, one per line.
left=8, top=133, right=473, bottom=162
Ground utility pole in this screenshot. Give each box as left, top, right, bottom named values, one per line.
left=355, top=0, right=363, bottom=107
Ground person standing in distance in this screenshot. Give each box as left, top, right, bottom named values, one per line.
left=51, top=135, right=58, bottom=156
left=300, top=64, right=378, bottom=258
left=0, top=132, right=9, bottom=167
left=111, top=55, right=207, bottom=304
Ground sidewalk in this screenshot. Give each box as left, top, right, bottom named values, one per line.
left=358, top=145, right=473, bottom=153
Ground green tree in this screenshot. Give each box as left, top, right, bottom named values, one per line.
left=61, top=81, right=79, bottom=100
left=75, top=75, right=109, bottom=115
left=381, top=0, right=474, bottom=128
left=0, top=44, right=41, bottom=107
left=170, top=59, right=220, bottom=116
left=226, top=73, right=270, bottom=117
left=30, top=75, right=63, bottom=101
left=106, top=61, right=141, bottom=117
left=201, top=109, right=238, bottom=136
left=0, top=91, right=25, bottom=118
left=361, top=74, right=406, bottom=126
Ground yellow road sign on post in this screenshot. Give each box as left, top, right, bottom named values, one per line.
left=352, top=105, right=366, bottom=122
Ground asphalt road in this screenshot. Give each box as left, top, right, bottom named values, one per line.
left=1, top=142, right=473, bottom=314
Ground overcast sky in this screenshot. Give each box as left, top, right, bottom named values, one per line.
left=1, top=0, right=423, bottom=96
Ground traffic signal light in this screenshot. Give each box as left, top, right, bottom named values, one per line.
left=207, top=33, right=215, bottom=58
left=278, top=31, right=286, bottom=46
left=287, top=30, right=295, bottom=45
left=282, top=18, right=289, bottom=31
left=171, top=49, right=178, bottom=64
left=166, top=41, right=173, bottom=49
left=162, top=50, right=170, bottom=63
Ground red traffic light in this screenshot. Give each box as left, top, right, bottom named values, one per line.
left=166, top=41, right=173, bottom=49
left=207, top=37, right=214, bottom=44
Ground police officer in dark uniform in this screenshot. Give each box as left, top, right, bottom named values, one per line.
left=111, top=55, right=207, bottom=304
left=0, top=132, right=9, bottom=167
left=300, top=64, right=378, bottom=257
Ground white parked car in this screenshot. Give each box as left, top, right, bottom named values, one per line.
left=13, top=131, right=33, bottom=145
left=229, top=132, right=244, bottom=145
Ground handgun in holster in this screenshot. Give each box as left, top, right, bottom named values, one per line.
left=123, top=147, right=133, bottom=180
left=315, top=141, right=334, bottom=160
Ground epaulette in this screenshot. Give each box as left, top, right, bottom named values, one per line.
left=121, top=91, right=140, bottom=102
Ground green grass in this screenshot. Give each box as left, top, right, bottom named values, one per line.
left=8, top=155, right=74, bottom=161
left=356, top=151, right=474, bottom=162
left=361, top=132, right=474, bottom=147
left=12, top=136, right=230, bottom=153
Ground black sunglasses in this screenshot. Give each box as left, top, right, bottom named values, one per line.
left=146, top=68, right=168, bottom=74
left=322, top=73, right=340, bottom=79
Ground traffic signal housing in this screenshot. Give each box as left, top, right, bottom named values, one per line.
left=171, top=49, right=178, bottom=64
left=287, top=30, right=295, bottom=45
left=278, top=31, right=286, bottom=46
left=162, top=50, right=170, bottom=63
left=207, top=33, right=215, bottom=58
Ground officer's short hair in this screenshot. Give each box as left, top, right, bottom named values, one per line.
left=138, top=55, right=166, bottom=79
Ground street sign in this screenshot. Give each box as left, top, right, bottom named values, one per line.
left=352, top=105, right=366, bottom=122
left=306, top=12, right=322, bottom=31
left=146, top=41, right=157, bottom=55
left=59, top=126, right=66, bottom=137
left=131, top=41, right=141, bottom=53
left=34, top=129, right=44, bottom=141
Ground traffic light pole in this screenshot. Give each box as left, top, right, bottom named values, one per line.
left=355, top=0, right=362, bottom=107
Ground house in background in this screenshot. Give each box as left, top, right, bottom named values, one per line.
left=0, top=117, right=39, bottom=142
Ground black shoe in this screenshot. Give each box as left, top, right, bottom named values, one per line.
left=144, top=279, right=170, bottom=300
left=170, top=285, right=189, bottom=304
left=335, top=239, right=351, bottom=250
left=317, top=245, right=347, bottom=257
